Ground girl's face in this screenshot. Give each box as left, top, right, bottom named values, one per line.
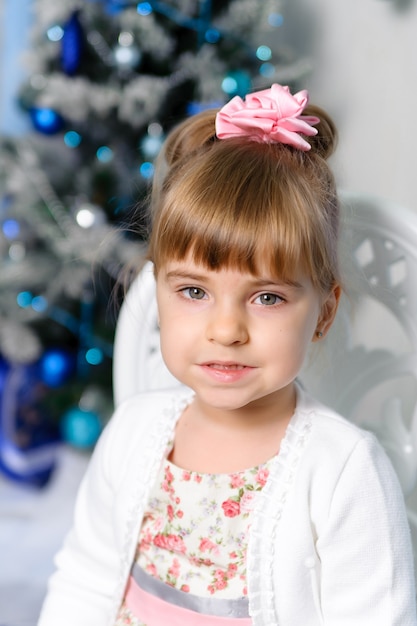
left=156, top=254, right=339, bottom=421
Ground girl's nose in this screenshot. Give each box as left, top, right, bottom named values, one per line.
left=206, top=305, right=249, bottom=346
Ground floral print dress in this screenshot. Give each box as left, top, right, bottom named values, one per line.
left=115, top=455, right=272, bottom=625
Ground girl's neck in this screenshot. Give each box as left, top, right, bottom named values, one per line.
left=169, top=384, right=297, bottom=474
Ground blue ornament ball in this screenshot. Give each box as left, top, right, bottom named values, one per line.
left=30, top=107, right=64, bottom=135
left=40, top=348, right=75, bottom=387
left=186, top=101, right=223, bottom=116
left=61, top=11, right=84, bottom=75
left=0, top=355, right=8, bottom=394
left=61, top=407, right=102, bottom=449
left=0, top=358, right=61, bottom=487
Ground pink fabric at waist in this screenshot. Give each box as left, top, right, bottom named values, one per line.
left=125, top=575, right=253, bottom=626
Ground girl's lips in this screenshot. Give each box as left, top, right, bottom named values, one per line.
left=199, top=362, right=254, bottom=382
left=206, top=363, right=245, bottom=370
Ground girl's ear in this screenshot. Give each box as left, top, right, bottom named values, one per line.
left=313, top=284, right=341, bottom=342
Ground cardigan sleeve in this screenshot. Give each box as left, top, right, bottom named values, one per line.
left=316, top=433, right=417, bottom=625
left=37, top=402, right=132, bottom=626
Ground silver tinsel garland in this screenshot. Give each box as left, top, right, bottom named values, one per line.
left=0, top=0, right=310, bottom=364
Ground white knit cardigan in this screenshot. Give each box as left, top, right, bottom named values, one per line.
left=38, top=385, right=416, bottom=626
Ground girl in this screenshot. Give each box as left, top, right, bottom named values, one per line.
left=38, top=84, right=416, bottom=625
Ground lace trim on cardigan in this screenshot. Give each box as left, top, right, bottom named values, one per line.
left=107, top=392, right=193, bottom=626
left=246, top=401, right=313, bottom=626
left=106, top=386, right=313, bottom=626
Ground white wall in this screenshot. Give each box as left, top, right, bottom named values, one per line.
left=302, top=0, right=417, bottom=212
left=1, top=0, right=416, bottom=208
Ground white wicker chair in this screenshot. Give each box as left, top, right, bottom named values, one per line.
left=113, top=190, right=417, bottom=574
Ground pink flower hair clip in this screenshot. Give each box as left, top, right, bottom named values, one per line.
left=215, top=83, right=320, bottom=151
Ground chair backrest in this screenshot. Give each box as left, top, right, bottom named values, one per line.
left=113, top=260, right=182, bottom=406
left=113, top=190, right=417, bottom=568
left=301, top=191, right=417, bottom=496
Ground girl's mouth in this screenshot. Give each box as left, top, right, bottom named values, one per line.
left=206, top=363, right=245, bottom=370
left=199, top=362, right=254, bottom=383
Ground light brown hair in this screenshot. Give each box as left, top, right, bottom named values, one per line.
left=147, top=102, right=339, bottom=296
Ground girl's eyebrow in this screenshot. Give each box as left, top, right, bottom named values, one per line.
left=164, top=270, right=208, bottom=282
left=164, top=269, right=303, bottom=290
left=253, top=277, right=304, bottom=290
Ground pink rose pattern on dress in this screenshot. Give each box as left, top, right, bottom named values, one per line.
left=115, top=459, right=271, bottom=626
left=140, top=461, right=270, bottom=593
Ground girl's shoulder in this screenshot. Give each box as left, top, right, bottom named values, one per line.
left=293, top=386, right=407, bottom=531
left=99, top=387, right=193, bottom=458
left=297, top=384, right=374, bottom=442
left=293, top=385, right=406, bottom=512
left=295, top=384, right=393, bottom=473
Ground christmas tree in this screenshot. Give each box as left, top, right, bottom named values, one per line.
left=0, top=0, right=311, bottom=486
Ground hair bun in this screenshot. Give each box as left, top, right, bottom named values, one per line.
left=304, top=104, right=337, bottom=159
left=160, top=102, right=336, bottom=167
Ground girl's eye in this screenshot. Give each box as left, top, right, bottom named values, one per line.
left=255, top=293, right=283, bottom=306
left=182, top=287, right=206, bottom=300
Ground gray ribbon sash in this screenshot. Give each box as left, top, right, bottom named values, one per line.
left=132, top=563, right=250, bottom=618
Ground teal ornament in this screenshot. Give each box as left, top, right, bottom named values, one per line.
left=64, top=130, right=82, bottom=148
left=139, top=162, right=154, bottom=179
left=204, top=28, right=220, bottom=44
left=61, top=407, right=102, bottom=449
left=137, top=2, right=152, bottom=15
left=141, top=134, right=163, bottom=159
left=221, top=70, right=251, bottom=99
